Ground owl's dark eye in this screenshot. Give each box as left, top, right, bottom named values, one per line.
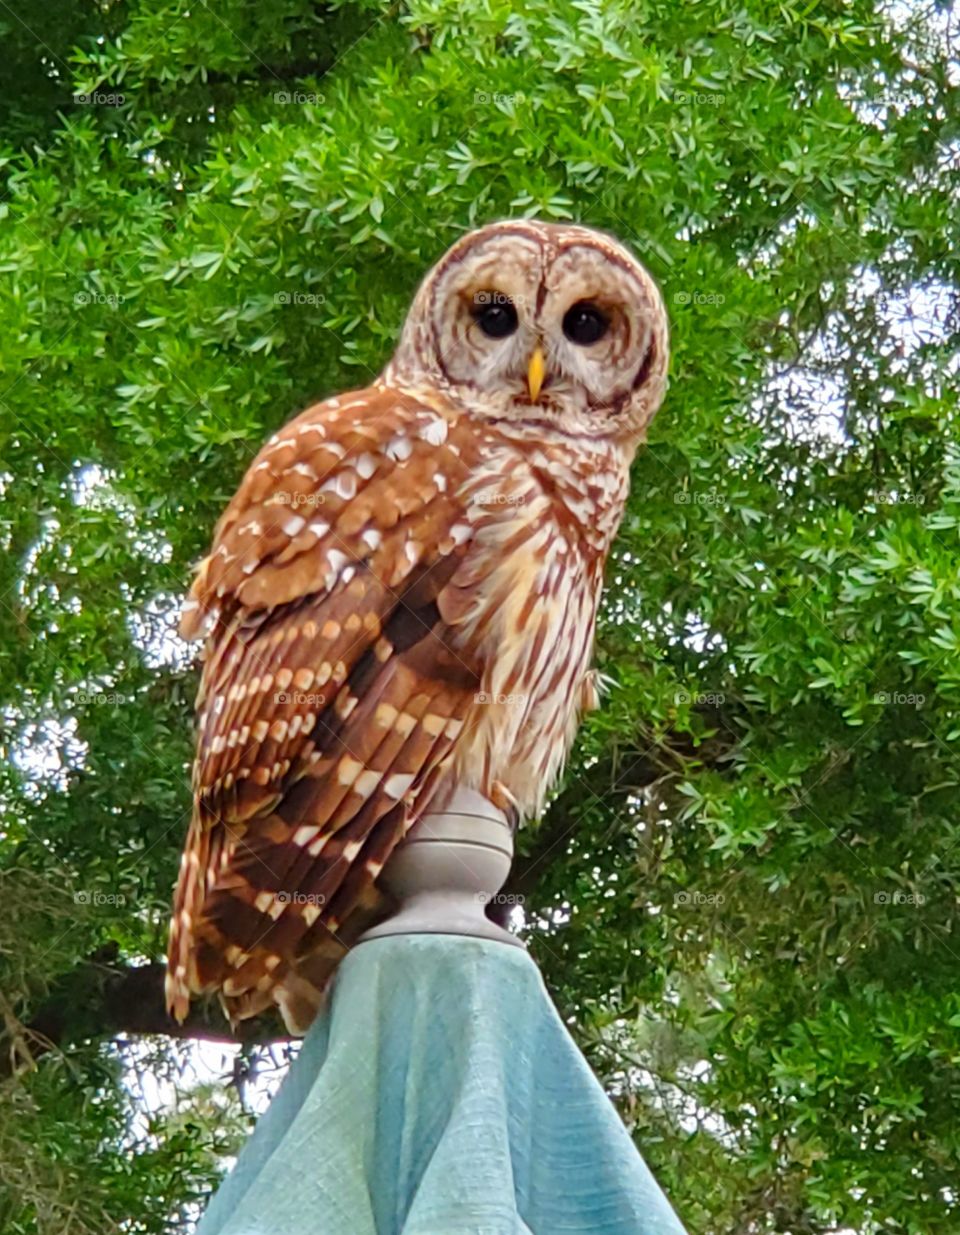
left=563, top=301, right=609, bottom=345
left=471, top=293, right=518, bottom=339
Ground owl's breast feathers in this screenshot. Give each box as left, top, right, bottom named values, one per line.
left=167, top=386, right=628, bottom=1030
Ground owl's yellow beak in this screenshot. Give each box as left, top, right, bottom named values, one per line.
left=527, top=345, right=546, bottom=403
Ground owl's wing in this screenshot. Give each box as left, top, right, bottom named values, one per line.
left=166, top=386, right=485, bottom=1031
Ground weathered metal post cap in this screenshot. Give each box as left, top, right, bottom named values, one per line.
left=360, top=786, right=525, bottom=947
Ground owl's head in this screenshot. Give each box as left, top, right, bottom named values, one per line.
left=386, top=220, right=668, bottom=443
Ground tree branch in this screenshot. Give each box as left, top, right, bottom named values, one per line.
left=486, top=747, right=669, bottom=927
left=2, top=959, right=288, bottom=1079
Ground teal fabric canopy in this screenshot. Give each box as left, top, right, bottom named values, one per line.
left=197, top=933, right=687, bottom=1235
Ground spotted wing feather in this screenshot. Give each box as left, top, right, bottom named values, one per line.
left=166, top=388, right=484, bottom=1030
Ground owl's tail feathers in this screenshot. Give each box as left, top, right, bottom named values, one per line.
left=219, top=892, right=390, bottom=1034
left=218, top=942, right=343, bottom=1035
left=166, top=890, right=395, bottom=1037
left=166, top=811, right=217, bottom=1026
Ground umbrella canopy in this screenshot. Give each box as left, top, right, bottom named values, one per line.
left=197, top=933, right=687, bottom=1235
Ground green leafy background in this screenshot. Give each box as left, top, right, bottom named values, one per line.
left=0, top=0, right=958, bottom=1231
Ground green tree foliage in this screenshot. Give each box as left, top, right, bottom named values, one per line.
left=1, top=1, right=958, bottom=1231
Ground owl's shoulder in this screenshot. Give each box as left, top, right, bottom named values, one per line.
left=180, top=383, right=482, bottom=638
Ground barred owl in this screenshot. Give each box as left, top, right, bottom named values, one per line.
left=167, top=220, right=668, bottom=1032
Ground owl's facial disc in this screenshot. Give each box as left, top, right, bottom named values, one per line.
left=389, top=220, right=668, bottom=440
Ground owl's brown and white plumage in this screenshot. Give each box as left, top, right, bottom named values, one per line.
left=166, top=220, right=668, bottom=1031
